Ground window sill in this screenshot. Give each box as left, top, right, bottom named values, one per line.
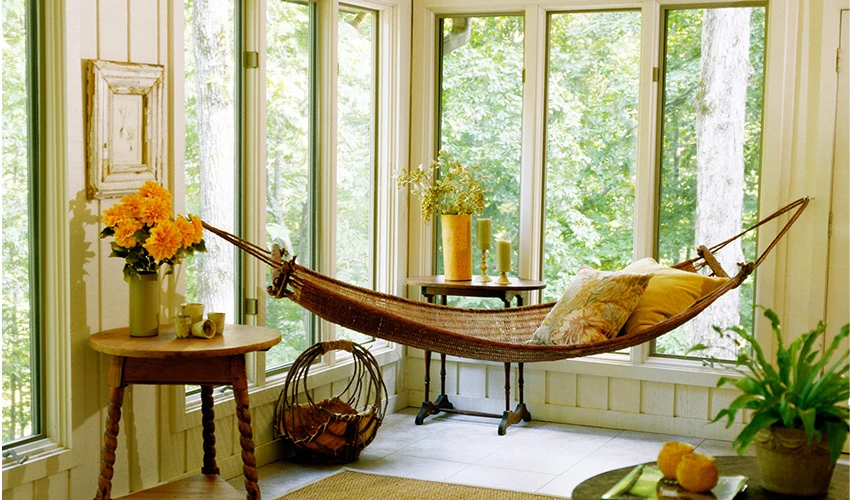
left=407, top=347, right=732, bottom=387
left=1, top=441, right=80, bottom=491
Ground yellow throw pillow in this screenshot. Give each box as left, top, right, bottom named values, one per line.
left=621, top=258, right=729, bottom=336
left=529, top=266, right=651, bottom=346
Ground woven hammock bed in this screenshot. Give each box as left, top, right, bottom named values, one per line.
left=204, top=198, right=808, bottom=364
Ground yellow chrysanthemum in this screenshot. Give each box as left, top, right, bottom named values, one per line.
left=143, top=220, right=182, bottom=261
left=114, top=219, right=144, bottom=248
left=189, top=214, right=204, bottom=244
left=173, top=216, right=195, bottom=248
left=139, top=196, right=172, bottom=226
left=138, top=180, right=173, bottom=202
left=103, top=203, right=129, bottom=228
left=120, top=193, right=144, bottom=214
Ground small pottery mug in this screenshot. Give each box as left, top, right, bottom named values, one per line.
left=182, top=303, right=204, bottom=324
left=207, top=312, right=225, bottom=334
left=173, top=315, right=192, bottom=338
left=191, top=319, right=215, bottom=339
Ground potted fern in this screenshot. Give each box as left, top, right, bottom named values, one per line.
left=701, top=308, right=849, bottom=496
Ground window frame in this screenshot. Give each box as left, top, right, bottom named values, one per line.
left=409, top=0, right=784, bottom=378
left=334, top=3, right=380, bottom=344
left=650, top=2, right=768, bottom=360
left=3, top=0, right=44, bottom=449
left=2, top=0, right=79, bottom=477
left=171, top=0, right=408, bottom=422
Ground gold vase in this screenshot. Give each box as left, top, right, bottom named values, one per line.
left=441, top=214, right=472, bottom=281
left=129, top=272, right=160, bottom=337
left=754, top=426, right=836, bottom=496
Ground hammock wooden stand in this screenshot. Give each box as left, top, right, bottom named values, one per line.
left=205, top=198, right=808, bottom=433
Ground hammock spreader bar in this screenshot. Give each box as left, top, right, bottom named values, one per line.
left=202, top=198, right=808, bottom=363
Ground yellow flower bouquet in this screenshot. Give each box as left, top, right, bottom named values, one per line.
left=100, top=181, right=206, bottom=281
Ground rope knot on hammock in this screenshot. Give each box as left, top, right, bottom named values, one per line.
left=268, top=244, right=298, bottom=299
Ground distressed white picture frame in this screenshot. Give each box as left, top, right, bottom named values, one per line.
left=86, top=60, right=165, bottom=199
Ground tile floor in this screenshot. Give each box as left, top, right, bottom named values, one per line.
left=228, top=407, right=782, bottom=498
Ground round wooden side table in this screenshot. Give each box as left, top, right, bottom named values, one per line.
left=571, top=455, right=850, bottom=500
left=90, top=324, right=281, bottom=500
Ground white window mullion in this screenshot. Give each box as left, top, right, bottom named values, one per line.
left=374, top=0, right=411, bottom=299
left=407, top=5, right=439, bottom=282
left=630, top=0, right=663, bottom=364
left=521, top=5, right=547, bottom=303
left=243, top=0, right=266, bottom=379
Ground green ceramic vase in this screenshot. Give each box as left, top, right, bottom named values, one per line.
left=129, top=272, right=160, bottom=337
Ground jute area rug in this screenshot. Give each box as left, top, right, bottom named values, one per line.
left=276, top=470, right=558, bottom=499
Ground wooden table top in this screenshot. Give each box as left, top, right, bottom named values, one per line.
left=90, top=324, right=281, bottom=359
left=406, top=275, right=545, bottom=292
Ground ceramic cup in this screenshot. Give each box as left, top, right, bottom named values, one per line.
left=172, top=314, right=192, bottom=338
left=191, top=319, right=215, bottom=339
left=182, top=303, right=204, bottom=324
left=207, top=312, right=225, bottom=334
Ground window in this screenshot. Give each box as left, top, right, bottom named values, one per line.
left=336, top=6, right=378, bottom=344
left=2, top=0, right=42, bottom=445
left=437, top=15, right=524, bottom=308
left=183, top=0, right=238, bottom=324
left=184, top=0, right=396, bottom=375
left=543, top=10, right=641, bottom=302
left=412, top=1, right=768, bottom=364
left=264, top=0, right=316, bottom=368
left=654, top=5, right=766, bottom=359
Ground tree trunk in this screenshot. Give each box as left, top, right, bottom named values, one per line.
left=692, top=8, right=751, bottom=358
left=193, top=0, right=234, bottom=315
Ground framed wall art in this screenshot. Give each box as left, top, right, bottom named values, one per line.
left=86, top=59, right=165, bottom=199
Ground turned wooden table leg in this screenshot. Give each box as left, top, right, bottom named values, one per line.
left=96, top=356, right=126, bottom=500
left=231, top=355, right=260, bottom=500
left=200, top=384, right=220, bottom=475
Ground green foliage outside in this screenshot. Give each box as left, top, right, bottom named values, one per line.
left=434, top=8, right=765, bottom=357
left=2, top=0, right=37, bottom=444
left=438, top=15, right=524, bottom=309
left=543, top=11, right=641, bottom=302
left=655, top=7, right=765, bottom=355
left=335, top=7, right=377, bottom=345
left=263, top=1, right=314, bottom=365
left=183, top=0, right=205, bottom=305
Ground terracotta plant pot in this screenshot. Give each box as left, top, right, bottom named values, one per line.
left=129, top=272, right=160, bottom=337
left=441, top=214, right=472, bottom=281
left=754, top=426, right=836, bottom=496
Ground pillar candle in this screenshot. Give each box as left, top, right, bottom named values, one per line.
left=496, top=239, right=511, bottom=273
left=476, top=218, right=492, bottom=250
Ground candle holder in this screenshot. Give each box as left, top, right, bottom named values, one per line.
left=476, top=249, right=492, bottom=283
left=496, top=271, right=511, bottom=285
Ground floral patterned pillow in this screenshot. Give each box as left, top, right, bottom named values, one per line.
left=529, top=267, right=651, bottom=346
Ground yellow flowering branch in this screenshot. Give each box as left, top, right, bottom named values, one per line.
left=396, top=150, right=488, bottom=222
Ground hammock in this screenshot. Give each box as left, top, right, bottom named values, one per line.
left=204, top=198, right=808, bottom=364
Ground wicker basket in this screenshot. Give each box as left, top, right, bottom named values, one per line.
left=274, top=340, right=387, bottom=464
